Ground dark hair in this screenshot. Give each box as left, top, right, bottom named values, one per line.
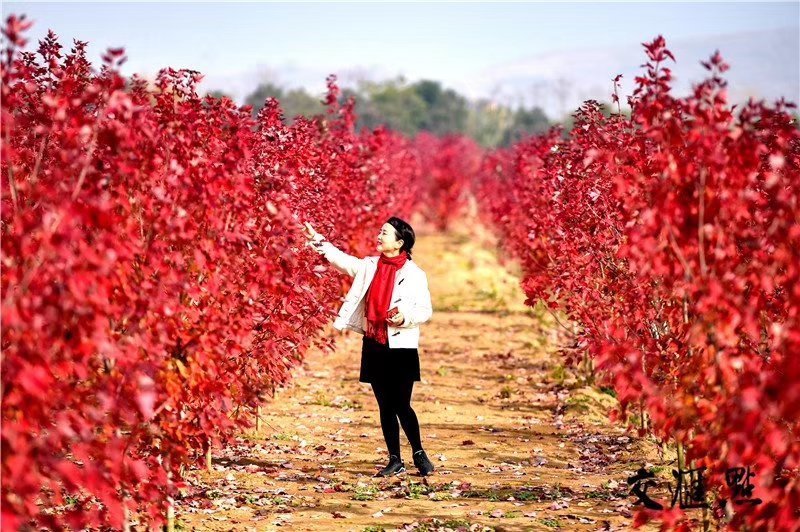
left=387, top=216, right=415, bottom=258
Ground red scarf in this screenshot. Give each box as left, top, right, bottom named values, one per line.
left=364, top=250, right=409, bottom=345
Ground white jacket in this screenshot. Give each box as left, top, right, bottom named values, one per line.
left=309, top=239, right=432, bottom=349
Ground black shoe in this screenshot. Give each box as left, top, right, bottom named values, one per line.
left=377, top=454, right=405, bottom=476
left=413, top=449, right=435, bottom=476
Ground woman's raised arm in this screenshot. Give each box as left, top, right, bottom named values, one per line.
left=302, top=222, right=364, bottom=278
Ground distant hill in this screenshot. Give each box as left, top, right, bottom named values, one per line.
left=472, top=27, right=799, bottom=118
left=203, top=27, right=798, bottom=121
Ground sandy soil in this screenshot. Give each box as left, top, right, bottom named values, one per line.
left=174, top=219, right=667, bottom=531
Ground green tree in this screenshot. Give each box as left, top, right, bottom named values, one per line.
left=240, top=77, right=560, bottom=145
left=244, top=82, right=324, bottom=124
left=560, top=101, right=631, bottom=137
left=501, top=106, right=550, bottom=146
left=466, top=99, right=515, bottom=148
left=356, top=78, right=427, bottom=136
left=206, top=89, right=232, bottom=100
left=411, top=80, right=469, bottom=135
left=281, top=88, right=324, bottom=122
left=244, top=82, right=285, bottom=112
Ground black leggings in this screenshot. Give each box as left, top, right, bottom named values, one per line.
left=371, top=379, right=423, bottom=457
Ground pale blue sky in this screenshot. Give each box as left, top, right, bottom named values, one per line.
left=4, top=2, right=799, bottom=111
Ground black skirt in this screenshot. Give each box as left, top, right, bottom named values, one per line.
left=359, top=335, right=421, bottom=384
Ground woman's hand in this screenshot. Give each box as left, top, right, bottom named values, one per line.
left=387, top=311, right=405, bottom=326
left=301, top=221, right=324, bottom=243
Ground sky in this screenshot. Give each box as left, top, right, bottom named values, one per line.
left=4, top=1, right=799, bottom=115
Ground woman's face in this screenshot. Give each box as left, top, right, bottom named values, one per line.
left=376, top=223, right=403, bottom=254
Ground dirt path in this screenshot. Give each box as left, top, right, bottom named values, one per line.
left=175, top=221, right=661, bottom=531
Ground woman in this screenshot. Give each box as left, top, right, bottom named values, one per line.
left=301, top=217, right=435, bottom=477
